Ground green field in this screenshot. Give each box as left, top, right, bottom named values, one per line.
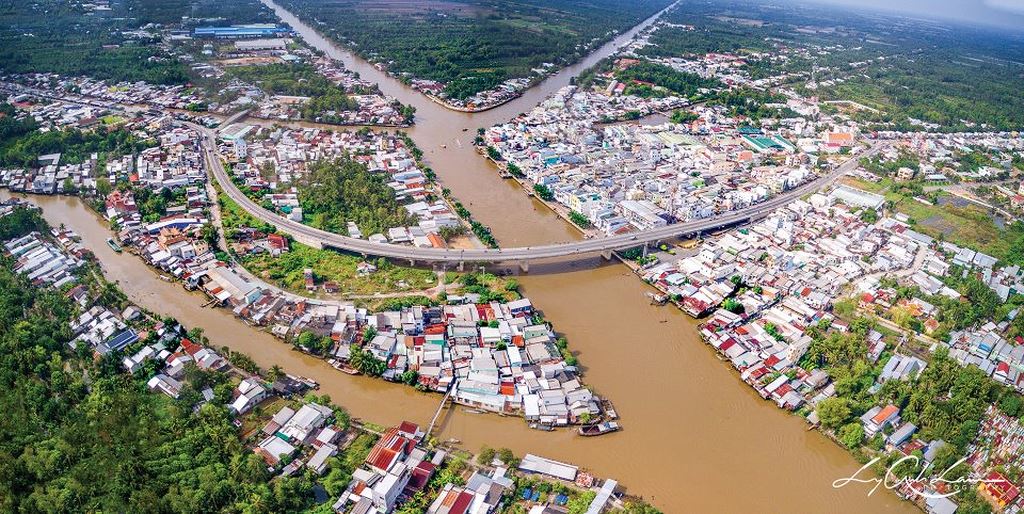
left=843, top=177, right=1011, bottom=259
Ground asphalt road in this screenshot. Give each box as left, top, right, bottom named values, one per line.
left=196, top=121, right=877, bottom=264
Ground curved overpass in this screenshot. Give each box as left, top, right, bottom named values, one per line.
left=195, top=122, right=876, bottom=264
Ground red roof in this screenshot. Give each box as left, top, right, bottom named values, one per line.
left=871, top=405, right=899, bottom=425
left=981, top=471, right=1019, bottom=504
left=398, top=421, right=420, bottom=437
left=180, top=338, right=201, bottom=357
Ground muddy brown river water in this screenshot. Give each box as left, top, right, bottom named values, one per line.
left=3, top=1, right=921, bottom=510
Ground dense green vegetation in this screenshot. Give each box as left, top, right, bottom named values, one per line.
left=0, top=208, right=321, bottom=513
left=228, top=63, right=360, bottom=118
left=0, top=124, right=154, bottom=167
left=189, top=0, right=277, bottom=24
left=615, top=61, right=721, bottom=99
left=218, top=186, right=437, bottom=295
left=802, top=314, right=1020, bottom=480
left=279, top=0, right=673, bottom=99
left=0, top=0, right=191, bottom=84
left=298, top=158, right=414, bottom=236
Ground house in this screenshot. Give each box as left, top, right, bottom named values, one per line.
left=279, top=403, right=332, bottom=442
left=978, top=471, right=1019, bottom=509
left=230, top=377, right=268, bottom=414
left=306, top=443, right=337, bottom=475
left=861, top=404, right=901, bottom=437
left=887, top=422, right=917, bottom=447
left=427, top=483, right=476, bottom=514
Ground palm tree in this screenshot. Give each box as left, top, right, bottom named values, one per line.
left=268, top=365, right=284, bottom=382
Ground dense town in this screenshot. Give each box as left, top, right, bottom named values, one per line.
left=2, top=0, right=1024, bottom=512
left=473, top=10, right=1024, bottom=514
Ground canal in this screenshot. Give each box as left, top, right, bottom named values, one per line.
left=10, top=0, right=919, bottom=510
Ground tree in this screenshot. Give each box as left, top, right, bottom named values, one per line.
left=477, top=446, right=496, bottom=465
left=268, top=365, right=285, bottom=382
left=817, top=397, right=852, bottom=430
left=96, top=177, right=112, bottom=197
left=839, top=423, right=865, bottom=449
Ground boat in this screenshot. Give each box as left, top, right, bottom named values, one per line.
left=158, top=274, right=173, bottom=282
left=530, top=423, right=555, bottom=432
left=647, top=291, right=668, bottom=305
left=601, top=399, right=619, bottom=420
left=329, top=359, right=361, bottom=375
left=578, top=421, right=621, bottom=437
left=106, top=237, right=122, bottom=252
left=462, top=408, right=484, bottom=414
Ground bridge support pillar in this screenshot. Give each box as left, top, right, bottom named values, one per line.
left=457, top=261, right=465, bottom=272
left=409, top=259, right=415, bottom=267
left=518, top=261, right=529, bottom=273
left=601, top=250, right=613, bottom=261
left=642, top=244, right=649, bottom=259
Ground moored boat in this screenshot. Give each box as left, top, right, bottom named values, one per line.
left=106, top=237, right=122, bottom=252
left=578, top=421, right=621, bottom=436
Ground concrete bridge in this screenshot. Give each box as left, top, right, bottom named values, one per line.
left=195, top=122, right=876, bottom=269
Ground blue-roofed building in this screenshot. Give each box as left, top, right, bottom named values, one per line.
left=101, top=328, right=139, bottom=354
left=193, top=24, right=292, bottom=39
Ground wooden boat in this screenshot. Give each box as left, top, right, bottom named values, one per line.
left=647, top=292, right=668, bottom=305
left=106, top=237, right=122, bottom=253
left=329, top=359, right=362, bottom=375
left=578, top=421, right=621, bottom=437
left=601, top=399, right=619, bottom=420
left=530, top=423, right=555, bottom=432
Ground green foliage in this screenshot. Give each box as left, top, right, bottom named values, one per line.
left=616, top=61, right=721, bottom=98
left=349, top=345, right=386, bottom=377
left=0, top=0, right=190, bottom=84
left=568, top=210, right=592, bottom=228
left=0, top=207, right=47, bottom=240
left=567, top=491, right=597, bottom=514
left=838, top=422, right=865, bottom=449
left=477, top=446, right=496, bottom=465
left=533, top=184, right=554, bottom=201
left=281, top=0, right=674, bottom=98
left=670, top=109, right=699, bottom=124
left=0, top=126, right=153, bottom=168
left=623, top=501, right=663, bottom=514
left=227, top=63, right=373, bottom=122
left=816, top=397, right=852, bottom=430
left=296, top=331, right=334, bottom=355
left=722, top=297, right=744, bottom=314
left=321, top=433, right=378, bottom=496
left=880, top=347, right=998, bottom=451
left=0, top=238, right=315, bottom=512
left=299, top=158, right=414, bottom=236
left=710, top=88, right=788, bottom=121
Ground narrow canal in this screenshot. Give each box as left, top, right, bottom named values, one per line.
left=9, top=1, right=920, bottom=510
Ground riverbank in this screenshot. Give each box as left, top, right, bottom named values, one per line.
left=0, top=198, right=661, bottom=514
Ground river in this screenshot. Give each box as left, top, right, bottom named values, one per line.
left=9, top=1, right=921, bottom=510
